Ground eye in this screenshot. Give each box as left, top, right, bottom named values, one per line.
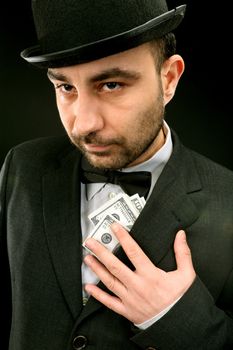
left=102, top=82, right=122, bottom=91
left=55, top=83, right=76, bottom=94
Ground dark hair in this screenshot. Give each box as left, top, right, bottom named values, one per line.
left=149, top=32, right=177, bottom=71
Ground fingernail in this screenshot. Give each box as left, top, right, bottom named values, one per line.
left=85, top=285, right=92, bottom=295
left=85, top=238, right=94, bottom=249
left=179, top=230, right=186, bottom=240
left=111, top=222, right=121, bottom=232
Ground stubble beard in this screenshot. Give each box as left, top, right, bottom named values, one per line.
left=70, top=92, right=165, bottom=170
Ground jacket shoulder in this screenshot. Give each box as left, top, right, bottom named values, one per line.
left=3, top=136, right=79, bottom=173
left=171, top=130, right=233, bottom=189
left=189, top=148, right=233, bottom=183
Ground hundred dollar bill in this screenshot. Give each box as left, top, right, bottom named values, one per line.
left=83, top=214, right=125, bottom=254
left=130, top=194, right=146, bottom=214
left=88, top=193, right=139, bottom=229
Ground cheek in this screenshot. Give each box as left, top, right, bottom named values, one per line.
left=57, top=106, right=73, bottom=133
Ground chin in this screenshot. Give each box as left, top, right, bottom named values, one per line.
left=85, top=154, right=114, bottom=169
left=85, top=153, right=126, bottom=170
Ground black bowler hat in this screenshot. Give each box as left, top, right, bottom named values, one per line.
left=21, top=0, right=186, bottom=69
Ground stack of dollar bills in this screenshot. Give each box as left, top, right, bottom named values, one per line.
left=83, top=193, right=145, bottom=254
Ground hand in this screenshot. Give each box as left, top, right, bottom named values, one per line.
left=84, top=223, right=196, bottom=324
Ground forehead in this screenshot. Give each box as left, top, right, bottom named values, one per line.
left=48, top=43, right=155, bottom=81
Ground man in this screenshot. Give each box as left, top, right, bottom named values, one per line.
left=0, top=0, right=233, bottom=349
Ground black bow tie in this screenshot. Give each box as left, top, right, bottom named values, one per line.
left=80, top=157, right=151, bottom=199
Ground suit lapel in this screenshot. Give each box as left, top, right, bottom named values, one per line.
left=42, top=147, right=83, bottom=319
left=129, top=133, right=201, bottom=266
left=127, top=166, right=199, bottom=267
left=76, top=132, right=202, bottom=325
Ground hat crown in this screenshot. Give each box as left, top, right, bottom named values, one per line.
left=22, top=1, right=186, bottom=68
left=32, top=0, right=169, bottom=54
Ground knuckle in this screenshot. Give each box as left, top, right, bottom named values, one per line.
left=127, top=246, right=139, bottom=260
left=106, top=276, right=117, bottom=291
left=184, top=246, right=192, bottom=257
left=109, top=261, right=122, bottom=276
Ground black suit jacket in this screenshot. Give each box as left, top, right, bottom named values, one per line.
left=1, top=131, right=233, bottom=350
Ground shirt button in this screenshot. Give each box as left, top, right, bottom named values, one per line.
left=72, top=335, right=88, bottom=349
left=82, top=297, right=88, bottom=306
left=108, top=192, right=116, bottom=199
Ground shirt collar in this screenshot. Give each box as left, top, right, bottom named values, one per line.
left=86, top=121, right=173, bottom=200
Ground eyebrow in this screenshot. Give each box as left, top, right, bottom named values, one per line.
left=47, top=67, right=141, bottom=84
left=88, top=68, right=141, bottom=83
left=47, top=70, right=71, bottom=83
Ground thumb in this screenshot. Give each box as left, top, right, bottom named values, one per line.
left=174, top=230, right=194, bottom=273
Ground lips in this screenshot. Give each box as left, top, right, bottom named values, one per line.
left=84, top=143, right=113, bottom=153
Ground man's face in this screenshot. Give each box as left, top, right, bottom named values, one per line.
left=48, top=44, right=169, bottom=169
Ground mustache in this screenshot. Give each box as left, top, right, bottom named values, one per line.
left=71, top=132, right=122, bottom=146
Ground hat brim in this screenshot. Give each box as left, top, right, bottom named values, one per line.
left=21, top=5, right=186, bottom=69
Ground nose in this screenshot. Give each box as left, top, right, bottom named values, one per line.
left=72, top=94, right=104, bottom=136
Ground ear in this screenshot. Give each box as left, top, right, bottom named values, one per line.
left=161, top=54, right=185, bottom=105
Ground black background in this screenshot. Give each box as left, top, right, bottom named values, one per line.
left=0, top=1, right=232, bottom=169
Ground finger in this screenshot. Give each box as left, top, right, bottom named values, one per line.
left=85, top=283, right=126, bottom=316
left=111, top=222, right=153, bottom=271
left=174, top=230, right=195, bottom=275
left=85, top=238, right=134, bottom=286
left=84, top=254, right=126, bottom=297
